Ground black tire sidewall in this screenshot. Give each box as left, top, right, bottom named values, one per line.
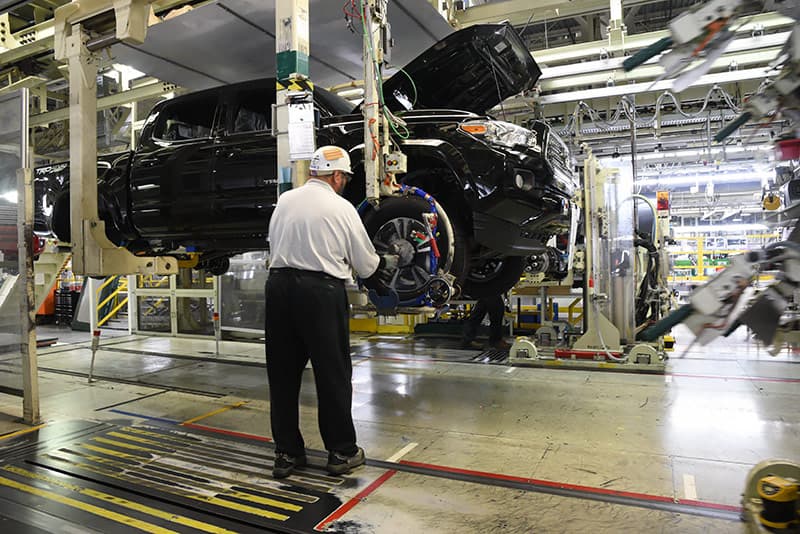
left=462, top=256, right=526, bottom=299
left=361, top=195, right=456, bottom=302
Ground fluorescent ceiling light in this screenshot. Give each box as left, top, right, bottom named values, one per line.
left=111, top=63, right=145, bottom=84
left=0, top=191, right=17, bottom=204
left=673, top=223, right=769, bottom=234
left=636, top=171, right=769, bottom=186
left=637, top=145, right=773, bottom=161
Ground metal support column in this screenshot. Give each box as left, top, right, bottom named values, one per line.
left=608, top=0, right=626, bottom=53
left=275, top=0, right=311, bottom=192
left=17, top=87, right=40, bottom=424
left=362, top=0, right=402, bottom=204
left=53, top=0, right=176, bottom=277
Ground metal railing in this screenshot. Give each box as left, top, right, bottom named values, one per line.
left=567, top=297, right=583, bottom=326
left=95, top=275, right=128, bottom=327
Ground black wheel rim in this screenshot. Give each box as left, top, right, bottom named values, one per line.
left=372, top=216, right=435, bottom=296
left=468, top=258, right=504, bottom=282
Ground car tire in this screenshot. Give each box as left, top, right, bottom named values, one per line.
left=202, top=257, right=230, bottom=276
left=462, top=256, right=526, bottom=298
left=51, top=189, right=71, bottom=243
left=51, top=187, right=126, bottom=246
left=361, top=195, right=462, bottom=304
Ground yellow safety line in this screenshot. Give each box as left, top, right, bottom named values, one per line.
left=66, top=436, right=319, bottom=503
left=3, top=466, right=236, bottom=534
left=81, top=442, right=151, bottom=461
left=0, top=474, right=178, bottom=534
left=91, top=436, right=160, bottom=453
left=75, top=445, right=294, bottom=519
left=106, top=431, right=259, bottom=469
left=107, top=431, right=174, bottom=448
left=59, top=450, right=308, bottom=510
left=122, top=427, right=267, bottom=459
left=181, top=401, right=249, bottom=425
left=0, top=424, right=46, bottom=440
left=84, top=437, right=302, bottom=512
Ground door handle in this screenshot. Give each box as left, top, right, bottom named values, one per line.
left=217, top=148, right=242, bottom=158
left=139, top=158, right=158, bottom=167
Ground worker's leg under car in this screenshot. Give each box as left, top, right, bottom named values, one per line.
left=463, top=298, right=489, bottom=344
left=485, top=295, right=505, bottom=344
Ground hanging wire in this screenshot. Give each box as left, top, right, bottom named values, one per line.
left=358, top=0, right=410, bottom=139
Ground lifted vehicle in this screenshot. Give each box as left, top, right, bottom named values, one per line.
left=40, top=23, right=578, bottom=301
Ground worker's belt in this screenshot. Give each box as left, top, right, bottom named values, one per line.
left=269, top=268, right=345, bottom=284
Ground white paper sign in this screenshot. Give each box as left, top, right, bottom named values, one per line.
left=288, top=102, right=315, bottom=160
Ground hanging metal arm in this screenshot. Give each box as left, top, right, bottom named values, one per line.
left=53, top=0, right=177, bottom=277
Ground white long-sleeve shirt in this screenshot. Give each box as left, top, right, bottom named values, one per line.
left=268, top=179, right=380, bottom=280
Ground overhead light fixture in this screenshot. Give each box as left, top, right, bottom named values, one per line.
left=110, top=63, right=145, bottom=86
left=0, top=191, right=17, bottom=204
left=636, top=171, right=770, bottom=187
left=673, top=223, right=769, bottom=234
left=637, top=144, right=773, bottom=161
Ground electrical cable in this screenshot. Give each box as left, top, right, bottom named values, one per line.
left=592, top=299, right=628, bottom=362
left=486, top=44, right=508, bottom=121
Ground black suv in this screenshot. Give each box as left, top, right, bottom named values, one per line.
left=42, top=23, right=577, bottom=300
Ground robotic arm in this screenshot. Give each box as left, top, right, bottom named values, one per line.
left=623, top=0, right=748, bottom=92
left=640, top=240, right=800, bottom=354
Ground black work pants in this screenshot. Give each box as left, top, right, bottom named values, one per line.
left=463, top=294, right=505, bottom=343
left=265, top=268, right=357, bottom=457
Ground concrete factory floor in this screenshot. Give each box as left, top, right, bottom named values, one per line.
left=0, top=325, right=797, bottom=533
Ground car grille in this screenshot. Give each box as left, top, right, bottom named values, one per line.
left=546, top=131, right=571, bottom=176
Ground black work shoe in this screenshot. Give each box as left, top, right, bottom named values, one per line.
left=327, top=447, right=366, bottom=475
left=273, top=452, right=307, bottom=479
left=460, top=340, right=484, bottom=350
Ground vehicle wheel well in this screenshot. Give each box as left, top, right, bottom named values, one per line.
left=399, top=166, right=472, bottom=232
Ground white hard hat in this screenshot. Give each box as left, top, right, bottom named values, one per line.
left=309, top=145, right=352, bottom=175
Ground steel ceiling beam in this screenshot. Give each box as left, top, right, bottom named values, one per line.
left=453, top=0, right=664, bottom=27
left=29, top=80, right=176, bottom=126
left=541, top=46, right=784, bottom=92
left=532, top=11, right=793, bottom=65
left=0, top=0, right=29, bottom=16
left=537, top=67, right=771, bottom=105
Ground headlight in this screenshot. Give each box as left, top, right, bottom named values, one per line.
left=459, top=120, right=541, bottom=152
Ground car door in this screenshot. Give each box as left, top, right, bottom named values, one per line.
left=210, top=84, right=277, bottom=241
left=129, top=91, right=220, bottom=240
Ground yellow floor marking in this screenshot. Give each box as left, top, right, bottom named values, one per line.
left=102, top=454, right=300, bottom=511
left=0, top=474, right=178, bottom=533
left=69, top=446, right=298, bottom=518
left=3, top=466, right=236, bottom=534
left=91, top=436, right=161, bottom=453
left=54, top=448, right=319, bottom=504
left=0, top=424, right=46, bottom=441
left=683, top=473, right=698, bottom=500
left=119, top=427, right=278, bottom=468
left=111, top=430, right=255, bottom=466
left=80, top=442, right=152, bottom=461
left=181, top=401, right=249, bottom=425
left=385, top=442, right=418, bottom=463
left=106, top=431, right=176, bottom=450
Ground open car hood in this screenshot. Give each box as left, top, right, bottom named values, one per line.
left=383, top=23, right=540, bottom=115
